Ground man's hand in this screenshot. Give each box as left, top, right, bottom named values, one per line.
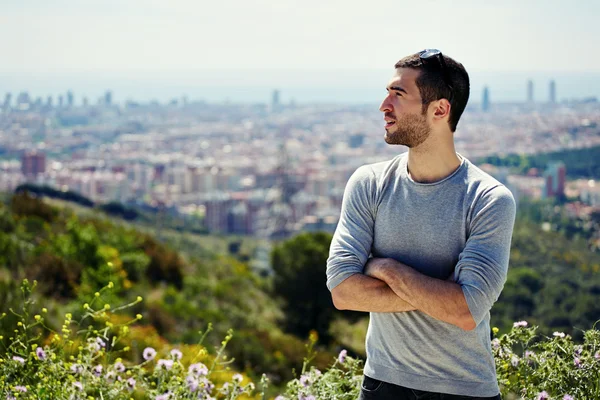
left=364, top=257, right=400, bottom=280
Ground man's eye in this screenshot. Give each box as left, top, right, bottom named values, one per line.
left=395, top=92, right=402, bottom=97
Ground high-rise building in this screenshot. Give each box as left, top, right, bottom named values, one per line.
left=272, top=89, right=280, bottom=112
left=549, top=80, right=556, bottom=104
left=58, top=95, right=64, bottom=108
left=542, top=161, right=566, bottom=199
left=82, top=97, right=89, bottom=107
left=104, top=90, right=112, bottom=106
left=46, top=96, right=53, bottom=108
left=67, top=91, right=74, bottom=107
left=482, top=86, right=490, bottom=112
left=527, top=80, right=534, bottom=103
left=3, top=93, right=11, bottom=110
left=21, top=150, right=46, bottom=177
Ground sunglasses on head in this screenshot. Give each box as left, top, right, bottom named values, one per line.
left=419, top=49, right=454, bottom=102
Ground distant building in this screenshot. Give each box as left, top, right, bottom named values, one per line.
left=527, top=80, right=534, bottom=103
left=542, top=161, right=566, bottom=199
left=21, top=150, right=46, bottom=177
left=67, top=91, right=74, bottom=108
left=58, top=95, right=64, bottom=108
left=482, top=86, right=490, bottom=112
left=3, top=93, right=12, bottom=110
left=104, top=90, right=113, bottom=106
left=549, top=80, right=556, bottom=104
left=272, top=89, right=280, bottom=112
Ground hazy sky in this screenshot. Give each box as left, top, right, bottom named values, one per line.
left=2, top=0, right=600, bottom=74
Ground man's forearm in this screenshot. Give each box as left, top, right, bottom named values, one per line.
left=367, top=260, right=475, bottom=330
left=331, top=274, right=417, bottom=313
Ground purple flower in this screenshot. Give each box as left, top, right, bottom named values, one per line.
left=595, top=351, right=600, bottom=360
left=199, top=377, right=215, bottom=393
left=36, top=347, right=46, bottom=360
left=338, top=349, right=348, bottom=364
left=96, top=337, right=106, bottom=348
left=232, top=373, right=243, bottom=383
left=12, top=356, right=25, bottom=364
left=553, top=331, right=565, bottom=338
left=157, top=359, right=174, bottom=370
left=105, top=371, right=116, bottom=383
left=114, top=361, right=125, bottom=372
left=525, top=350, right=535, bottom=358
left=574, top=357, right=582, bottom=368
left=189, top=362, right=208, bottom=376
left=143, top=347, right=157, bottom=360
left=574, top=345, right=583, bottom=356
left=92, top=365, right=103, bottom=376
left=73, top=381, right=83, bottom=391
left=14, top=386, right=27, bottom=393
left=511, top=355, right=519, bottom=367
left=299, top=395, right=316, bottom=400
left=313, top=369, right=322, bottom=377
left=186, top=375, right=199, bottom=392
left=155, top=393, right=171, bottom=400
left=491, top=338, right=500, bottom=349
left=126, top=377, right=136, bottom=391
left=275, top=396, right=287, bottom=400
left=563, top=395, right=574, bottom=400
left=170, top=348, right=183, bottom=360
left=513, top=321, right=528, bottom=328
left=537, top=391, right=549, bottom=400
left=300, top=374, right=310, bottom=387
left=70, top=364, right=83, bottom=374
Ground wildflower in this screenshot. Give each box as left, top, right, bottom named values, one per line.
left=189, top=362, right=208, bottom=376
left=536, top=391, right=549, bottom=400
left=14, top=386, right=27, bottom=393
left=36, top=347, right=46, bottom=360
left=275, top=396, right=287, bottom=400
left=553, top=331, right=565, bottom=338
left=170, top=348, right=183, bottom=360
left=299, top=395, right=316, bottom=400
left=143, top=347, right=157, bottom=361
left=106, top=371, right=117, bottom=383
left=92, top=365, right=103, bottom=376
left=300, top=374, right=310, bottom=387
left=73, top=381, right=83, bottom=391
left=199, top=377, right=215, bottom=393
left=70, top=364, right=83, bottom=374
left=525, top=350, right=535, bottom=358
left=313, top=369, right=322, bottom=377
left=12, top=356, right=25, bottom=364
left=511, top=355, right=519, bottom=367
left=492, top=327, right=499, bottom=335
left=247, top=382, right=255, bottom=391
left=563, top=395, right=574, bottom=400
left=157, top=359, right=174, bottom=370
left=221, top=382, right=231, bottom=394
left=574, top=357, right=582, bottom=368
left=338, top=349, right=348, bottom=364
left=574, top=345, right=582, bottom=356
left=126, top=377, right=136, bottom=391
left=513, top=321, right=528, bottom=328
left=156, top=393, right=171, bottom=400
left=232, top=373, right=243, bottom=383
left=114, top=361, right=126, bottom=372
left=491, top=338, right=500, bottom=349
left=186, top=375, right=199, bottom=392
left=96, top=337, right=106, bottom=348
left=595, top=351, right=600, bottom=360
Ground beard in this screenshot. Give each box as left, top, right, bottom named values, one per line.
left=384, top=111, right=431, bottom=148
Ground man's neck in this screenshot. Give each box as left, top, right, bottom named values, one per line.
left=406, top=143, right=462, bottom=184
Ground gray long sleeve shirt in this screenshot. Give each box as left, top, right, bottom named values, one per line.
left=326, top=153, right=516, bottom=397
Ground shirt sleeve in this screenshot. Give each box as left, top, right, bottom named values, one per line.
left=326, top=165, right=377, bottom=291
left=455, top=185, right=516, bottom=326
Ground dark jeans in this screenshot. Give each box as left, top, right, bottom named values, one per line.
left=358, top=375, right=502, bottom=400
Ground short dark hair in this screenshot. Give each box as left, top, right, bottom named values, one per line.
left=395, top=52, right=470, bottom=132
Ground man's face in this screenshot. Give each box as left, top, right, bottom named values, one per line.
left=379, top=68, right=431, bottom=148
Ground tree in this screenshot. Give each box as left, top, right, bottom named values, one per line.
left=271, top=232, right=341, bottom=343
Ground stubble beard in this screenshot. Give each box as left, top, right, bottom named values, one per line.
left=384, top=112, right=431, bottom=148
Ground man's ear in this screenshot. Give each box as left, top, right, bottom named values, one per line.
left=433, top=99, right=451, bottom=119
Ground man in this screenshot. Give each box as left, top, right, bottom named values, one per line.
left=326, top=49, right=515, bottom=399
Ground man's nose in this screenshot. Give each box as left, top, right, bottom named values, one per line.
left=379, top=97, right=392, bottom=113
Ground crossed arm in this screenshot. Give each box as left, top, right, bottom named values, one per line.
left=331, top=258, right=477, bottom=331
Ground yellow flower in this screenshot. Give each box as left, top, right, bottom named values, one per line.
left=42, top=308, right=47, bottom=313
left=492, top=327, right=499, bottom=335
left=136, top=314, right=142, bottom=320
left=34, top=315, right=41, bottom=321
left=137, top=296, right=143, bottom=302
